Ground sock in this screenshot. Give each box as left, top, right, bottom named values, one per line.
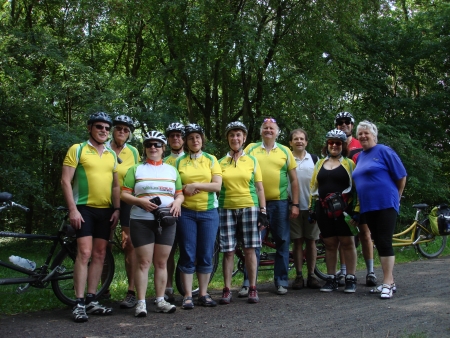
left=366, top=259, right=374, bottom=274
left=85, top=293, right=95, bottom=305
left=127, top=290, right=136, bottom=296
left=340, top=264, right=347, bottom=275
left=75, top=298, right=85, bottom=306
left=155, top=296, right=164, bottom=303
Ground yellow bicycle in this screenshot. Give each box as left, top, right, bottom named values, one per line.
left=393, top=203, right=447, bottom=258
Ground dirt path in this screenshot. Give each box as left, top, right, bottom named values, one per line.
left=1, top=256, right=449, bottom=338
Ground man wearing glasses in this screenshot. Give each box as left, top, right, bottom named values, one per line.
left=61, top=112, right=121, bottom=322
left=334, top=112, right=377, bottom=288
left=242, top=117, right=299, bottom=295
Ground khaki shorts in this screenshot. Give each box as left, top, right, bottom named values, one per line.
left=289, top=210, right=320, bottom=240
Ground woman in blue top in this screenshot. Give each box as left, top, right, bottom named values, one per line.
left=352, top=121, right=407, bottom=299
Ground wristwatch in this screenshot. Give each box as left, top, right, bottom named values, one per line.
left=292, top=204, right=300, bottom=208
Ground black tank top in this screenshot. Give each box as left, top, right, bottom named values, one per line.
left=317, top=164, right=348, bottom=199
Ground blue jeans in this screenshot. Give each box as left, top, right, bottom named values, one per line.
left=177, top=207, right=219, bottom=274
left=243, top=200, right=290, bottom=287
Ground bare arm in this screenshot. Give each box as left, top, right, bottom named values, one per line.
left=288, top=168, right=300, bottom=218
left=183, top=175, right=222, bottom=196
left=109, top=172, right=121, bottom=228
left=396, top=176, right=407, bottom=200
left=121, top=190, right=160, bottom=213
left=61, top=165, right=84, bottom=230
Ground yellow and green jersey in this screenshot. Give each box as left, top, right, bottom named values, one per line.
left=106, top=142, right=139, bottom=187
left=63, top=141, right=118, bottom=208
left=175, top=152, right=222, bottom=211
left=244, top=142, right=296, bottom=201
left=164, top=152, right=185, bottom=167
left=218, top=153, right=262, bottom=209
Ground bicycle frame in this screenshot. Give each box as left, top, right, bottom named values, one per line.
left=392, top=207, right=432, bottom=247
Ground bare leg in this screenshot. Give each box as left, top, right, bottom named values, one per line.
left=293, top=238, right=304, bottom=274
left=122, top=227, right=136, bottom=292
left=323, top=237, right=339, bottom=275
left=380, top=256, right=395, bottom=285
left=198, top=272, right=211, bottom=297
left=74, top=236, right=93, bottom=298
left=305, top=239, right=317, bottom=275
left=243, top=247, right=257, bottom=286
left=86, top=238, right=108, bottom=295
left=153, top=244, right=172, bottom=297
left=134, top=243, right=154, bottom=300
left=338, top=236, right=357, bottom=275
left=222, top=251, right=235, bottom=289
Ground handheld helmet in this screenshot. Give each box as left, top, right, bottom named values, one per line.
left=326, top=129, right=347, bottom=142
left=225, top=121, right=248, bottom=136
left=143, top=131, right=167, bottom=145
left=113, top=115, right=135, bottom=132
left=87, top=112, right=112, bottom=126
left=184, top=123, right=204, bottom=138
left=334, top=112, right=355, bottom=125
left=165, top=122, right=185, bottom=137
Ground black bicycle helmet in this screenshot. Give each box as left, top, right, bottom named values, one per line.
left=225, top=121, right=248, bottom=136
left=326, top=129, right=347, bottom=142
left=143, top=130, right=167, bottom=145
left=334, top=112, right=355, bottom=125
left=113, top=115, right=135, bottom=132
left=87, top=112, right=112, bottom=126
left=165, top=122, right=185, bottom=137
left=184, top=123, right=204, bottom=138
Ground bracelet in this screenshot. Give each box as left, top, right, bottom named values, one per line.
left=292, top=204, right=300, bottom=208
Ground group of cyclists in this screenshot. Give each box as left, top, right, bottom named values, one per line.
left=61, top=111, right=406, bottom=323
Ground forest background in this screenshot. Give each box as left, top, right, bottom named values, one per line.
left=1, top=0, right=449, bottom=233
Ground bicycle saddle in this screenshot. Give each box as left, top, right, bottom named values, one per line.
left=0, top=192, right=12, bottom=203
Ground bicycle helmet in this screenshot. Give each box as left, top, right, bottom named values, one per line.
left=334, top=112, right=355, bottom=125
left=225, top=121, right=248, bottom=136
left=165, top=122, right=185, bottom=137
left=113, top=115, right=135, bottom=132
left=143, top=131, right=167, bottom=145
left=87, top=112, right=112, bottom=126
left=184, top=123, right=204, bottom=138
left=325, top=129, right=347, bottom=142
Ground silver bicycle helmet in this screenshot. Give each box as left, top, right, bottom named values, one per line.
left=184, top=123, right=204, bottom=138
left=225, top=121, right=248, bottom=136
left=113, top=115, right=135, bottom=132
left=165, top=122, right=185, bottom=137
left=334, top=112, right=355, bottom=125
left=326, top=129, right=347, bottom=142
left=87, top=112, right=112, bottom=126
left=143, top=131, right=167, bottom=145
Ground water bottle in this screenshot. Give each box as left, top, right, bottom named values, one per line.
left=9, top=255, right=36, bottom=271
left=343, top=212, right=359, bottom=236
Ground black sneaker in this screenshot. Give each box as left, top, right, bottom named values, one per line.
left=72, top=303, right=88, bottom=323
left=366, top=272, right=377, bottom=286
left=320, top=277, right=338, bottom=292
left=344, top=274, right=357, bottom=293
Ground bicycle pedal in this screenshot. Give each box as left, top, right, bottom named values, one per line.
left=56, top=266, right=66, bottom=273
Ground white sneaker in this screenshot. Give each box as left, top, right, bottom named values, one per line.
left=155, top=299, right=176, bottom=313
left=135, top=301, right=147, bottom=317
left=380, top=284, right=393, bottom=299
left=238, top=286, right=249, bottom=298
left=277, top=285, right=288, bottom=295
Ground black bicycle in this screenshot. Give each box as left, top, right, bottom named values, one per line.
left=0, top=192, right=115, bottom=306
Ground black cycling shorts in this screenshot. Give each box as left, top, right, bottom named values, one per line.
left=76, top=205, right=113, bottom=241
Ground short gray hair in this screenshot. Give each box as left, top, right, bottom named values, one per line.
left=356, top=120, right=378, bottom=143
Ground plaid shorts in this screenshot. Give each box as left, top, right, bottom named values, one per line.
left=219, top=207, right=261, bottom=252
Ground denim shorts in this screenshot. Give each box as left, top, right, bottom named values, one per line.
left=177, top=207, right=219, bottom=274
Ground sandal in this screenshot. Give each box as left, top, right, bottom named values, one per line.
left=370, top=283, right=397, bottom=294
left=198, top=294, right=217, bottom=307
left=182, top=296, right=194, bottom=310
left=380, top=283, right=393, bottom=299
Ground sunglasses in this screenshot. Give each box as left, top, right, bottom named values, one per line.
left=145, top=142, right=163, bottom=148
left=327, top=140, right=343, bottom=146
left=115, top=126, right=130, bottom=133
left=263, top=118, right=277, bottom=123
left=93, top=124, right=111, bottom=131
left=336, top=120, right=352, bottom=126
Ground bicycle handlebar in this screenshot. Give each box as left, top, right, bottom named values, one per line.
left=0, top=192, right=30, bottom=213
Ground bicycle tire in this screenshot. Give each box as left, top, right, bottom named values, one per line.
left=175, top=235, right=220, bottom=297
left=314, top=238, right=328, bottom=281
left=416, top=219, right=448, bottom=258
left=50, top=243, right=115, bottom=306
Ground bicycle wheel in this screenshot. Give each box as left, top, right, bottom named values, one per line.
left=50, top=242, right=115, bottom=306
left=175, top=235, right=220, bottom=297
left=416, top=219, right=448, bottom=258
left=314, top=238, right=328, bottom=281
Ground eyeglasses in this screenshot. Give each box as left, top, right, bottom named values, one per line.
left=115, top=126, right=130, bottom=133
left=263, top=118, right=277, bottom=123
left=93, top=124, right=111, bottom=131
left=145, top=142, right=163, bottom=148
left=336, top=119, right=352, bottom=126
left=327, top=140, right=343, bottom=146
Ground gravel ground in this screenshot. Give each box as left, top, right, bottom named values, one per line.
left=1, top=255, right=449, bottom=338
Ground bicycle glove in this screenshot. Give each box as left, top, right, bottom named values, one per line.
left=257, top=212, right=269, bottom=228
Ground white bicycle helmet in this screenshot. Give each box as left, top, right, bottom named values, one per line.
left=326, top=129, right=347, bottom=142
left=88, top=112, right=112, bottom=126
left=334, top=112, right=355, bottom=125
left=143, top=131, right=167, bottom=145
left=165, top=122, right=185, bottom=137
left=225, top=121, right=248, bottom=136
left=113, top=115, right=135, bottom=132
